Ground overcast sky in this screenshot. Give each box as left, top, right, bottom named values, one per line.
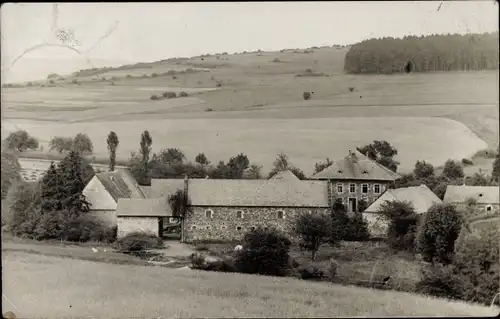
left=1, top=1, right=498, bottom=82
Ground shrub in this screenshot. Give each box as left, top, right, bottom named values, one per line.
left=297, top=263, right=325, bottom=280
left=216, top=83, right=222, bottom=87
left=151, top=73, right=158, bottom=78
left=179, top=91, right=188, bottom=97
left=172, top=75, right=178, bottom=80
left=150, top=95, right=160, bottom=100
left=126, top=74, right=132, bottom=78
left=461, top=158, right=474, bottom=166
left=453, top=225, right=499, bottom=305
left=73, top=133, right=93, bottom=154
left=295, top=212, right=332, bottom=260
left=272, top=58, right=281, bottom=63
left=72, top=79, right=78, bottom=84
left=64, top=215, right=117, bottom=243
left=113, top=232, right=164, bottom=252
left=377, top=200, right=419, bottom=252
left=5, top=130, right=39, bottom=152
left=205, top=108, right=213, bottom=112
left=348, top=87, right=355, bottom=92
left=441, top=160, right=464, bottom=179
left=417, top=203, right=463, bottom=264
left=344, top=212, right=371, bottom=241
left=163, top=91, right=177, bottom=99
left=235, top=227, right=292, bottom=277
left=473, top=148, right=498, bottom=159
left=303, top=92, right=311, bottom=100
left=416, top=262, right=462, bottom=300
left=414, top=160, right=435, bottom=179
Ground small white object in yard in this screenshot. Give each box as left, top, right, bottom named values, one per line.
left=103, top=249, right=107, bottom=252
left=234, top=245, right=243, bottom=252
left=91, top=247, right=98, bottom=253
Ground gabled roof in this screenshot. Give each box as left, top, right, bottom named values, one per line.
left=149, top=179, right=185, bottom=198
left=443, top=185, right=499, bottom=205
left=269, top=169, right=300, bottom=182
left=116, top=198, right=171, bottom=217
left=364, top=184, right=442, bottom=214
left=310, top=150, right=401, bottom=181
left=95, top=169, right=145, bottom=201
left=187, top=179, right=329, bottom=207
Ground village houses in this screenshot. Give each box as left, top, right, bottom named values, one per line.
left=78, top=150, right=409, bottom=242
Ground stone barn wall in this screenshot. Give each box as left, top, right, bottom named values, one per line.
left=183, top=206, right=328, bottom=242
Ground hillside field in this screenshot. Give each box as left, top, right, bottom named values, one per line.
left=2, top=47, right=498, bottom=174
left=3, top=250, right=498, bottom=318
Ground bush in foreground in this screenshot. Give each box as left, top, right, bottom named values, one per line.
left=113, top=232, right=164, bottom=252
left=235, top=227, right=292, bottom=277
left=303, top=91, right=311, bottom=100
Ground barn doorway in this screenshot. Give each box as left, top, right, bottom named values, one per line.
left=160, top=217, right=182, bottom=241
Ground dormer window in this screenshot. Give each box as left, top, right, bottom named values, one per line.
left=337, top=170, right=343, bottom=174
left=374, top=184, right=381, bottom=194
left=479, top=193, right=483, bottom=197
left=362, top=170, right=368, bottom=174
left=337, top=183, right=343, bottom=193
left=486, top=205, right=492, bottom=211
left=236, top=210, right=244, bottom=218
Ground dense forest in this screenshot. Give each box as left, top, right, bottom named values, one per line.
left=344, top=32, right=499, bottom=74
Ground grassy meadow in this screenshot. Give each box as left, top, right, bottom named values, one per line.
left=3, top=250, right=498, bottom=318
left=2, top=46, right=498, bottom=174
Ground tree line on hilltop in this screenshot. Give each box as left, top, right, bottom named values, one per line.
left=344, top=32, right=499, bottom=74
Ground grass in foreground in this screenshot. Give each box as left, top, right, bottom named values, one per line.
left=3, top=251, right=498, bottom=318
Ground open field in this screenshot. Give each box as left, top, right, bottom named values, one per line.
left=3, top=250, right=498, bottom=318
left=2, top=47, right=498, bottom=174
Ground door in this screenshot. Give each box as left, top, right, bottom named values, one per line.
left=158, top=217, right=164, bottom=238
left=348, top=198, right=357, bottom=213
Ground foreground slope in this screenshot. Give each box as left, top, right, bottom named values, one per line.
left=2, top=251, right=498, bottom=318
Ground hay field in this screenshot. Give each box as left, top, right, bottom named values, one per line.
left=1, top=117, right=487, bottom=174
left=2, top=251, right=497, bottom=318
left=2, top=47, right=498, bottom=174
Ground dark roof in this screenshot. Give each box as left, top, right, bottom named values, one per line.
left=187, top=179, right=329, bottom=207
left=364, top=185, right=442, bottom=214
left=95, top=169, right=145, bottom=201
left=443, top=185, right=499, bottom=204
left=116, top=198, right=171, bottom=217
left=310, top=150, right=401, bottom=181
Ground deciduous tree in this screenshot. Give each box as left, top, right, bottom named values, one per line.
left=295, top=212, right=332, bottom=260
left=107, top=131, right=119, bottom=172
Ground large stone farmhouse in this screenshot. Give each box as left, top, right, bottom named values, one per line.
left=363, top=184, right=442, bottom=238
left=310, top=150, right=401, bottom=213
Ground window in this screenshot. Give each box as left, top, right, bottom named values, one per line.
left=486, top=205, right=492, bottom=211
left=250, top=226, right=256, bottom=231
left=236, top=210, right=244, bottom=218
left=277, top=210, right=285, bottom=219
left=205, top=209, right=214, bottom=218
left=206, top=225, right=211, bottom=230
left=362, top=184, right=368, bottom=194
left=221, top=225, right=227, bottom=229
left=349, top=184, right=356, bottom=193
left=337, top=184, right=343, bottom=193
left=236, top=226, right=242, bottom=231
left=374, top=184, right=381, bottom=194
left=191, top=225, right=197, bottom=230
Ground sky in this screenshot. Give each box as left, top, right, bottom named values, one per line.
left=1, top=1, right=498, bottom=82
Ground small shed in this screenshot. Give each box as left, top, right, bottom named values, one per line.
left=116, top=198, right=172, bottom=238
